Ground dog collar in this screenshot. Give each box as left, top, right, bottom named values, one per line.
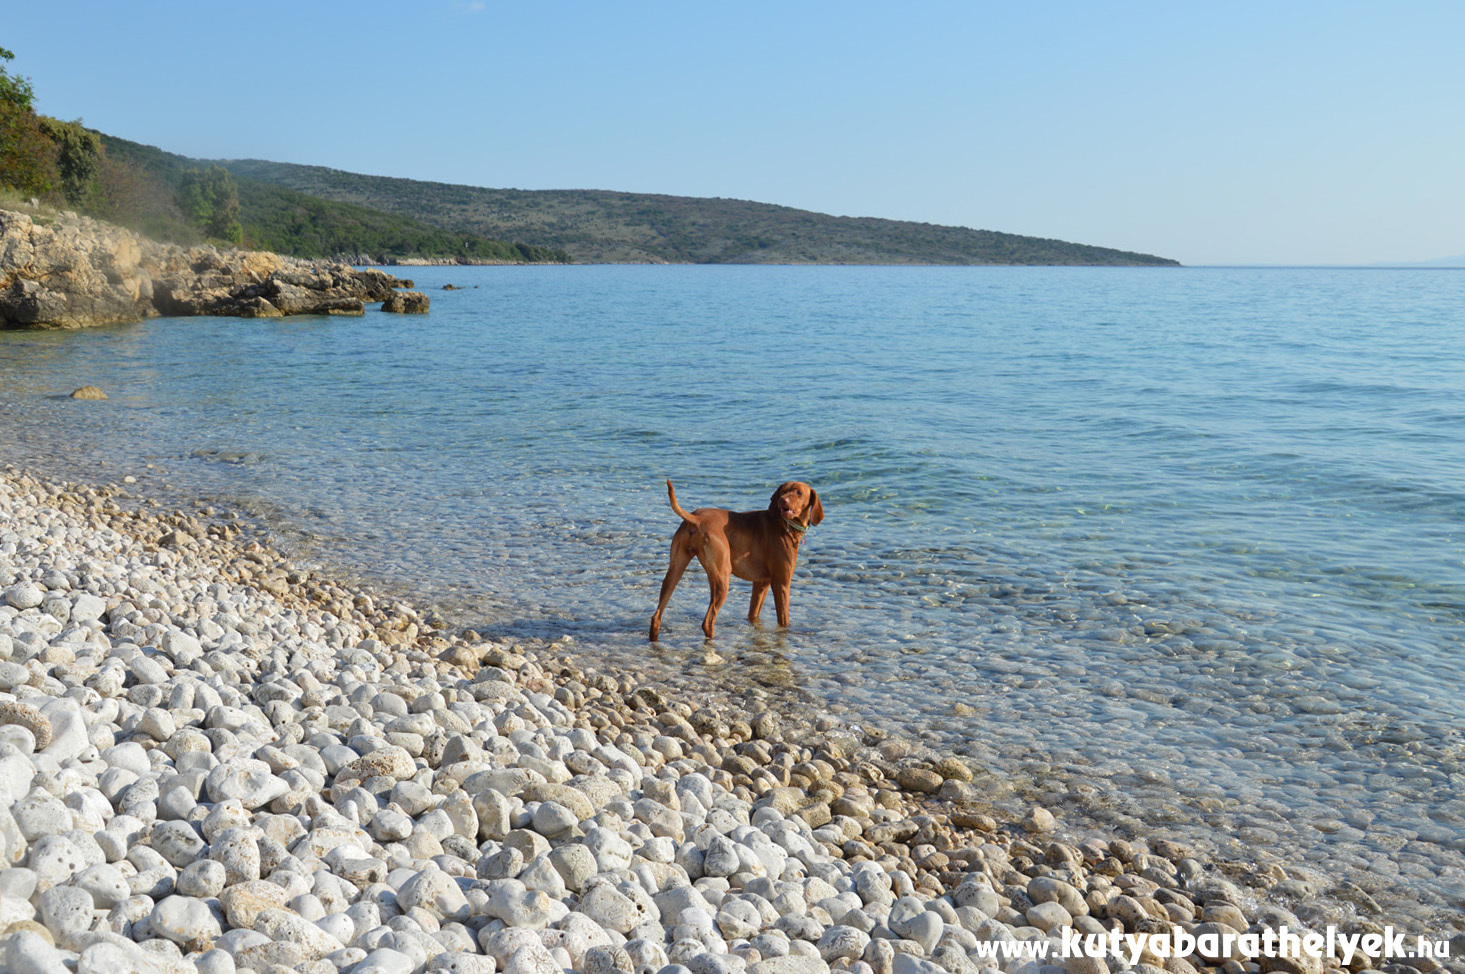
left=784, top=518, right=810, bottom=543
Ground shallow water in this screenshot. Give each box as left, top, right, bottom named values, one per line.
left=4, top=265, right=1464, bottom=924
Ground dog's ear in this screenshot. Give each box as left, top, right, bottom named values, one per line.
left=807, top=489, right=824, bottom=526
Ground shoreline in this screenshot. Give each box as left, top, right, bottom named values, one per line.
left=1, top=461, right=1459, bottom=974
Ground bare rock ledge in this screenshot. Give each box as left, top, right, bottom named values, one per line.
left=0, top=207, right=418, bottom=329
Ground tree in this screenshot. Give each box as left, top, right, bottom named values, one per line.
left=176, top=164, right=243, bottom=244
left=0, top=46, right=58, bottom=196
left=37, top=117, right=103, bottom=206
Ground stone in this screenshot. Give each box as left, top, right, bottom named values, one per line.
left=369, top=808, right=414, bottom=842
left=70, top=386, right=108, bottom=399
left=473, top=788, right=512, bottom=841
left=578, top=883, right=650, bottom=934
left=1024, top=901, right=1072, bottom=933
left=503, top=942, right=562, bottom=974
left=13, top=794, right=69, bottom=842
left=204, top=759, right=288, bottom=808
left=2, top=930, right=70, bottom=974
left=72, top=863, right=131, bottom=908
left=70, top=593, right=108, bottom=622
left=519, top=854, right=568, bottom=898
left=176, top=859, right=227, bottom=898
left=40, top=698, right=91, bottom=762
left=250, top=907, right=345, bottom=960
left=208, top=827, right=261, bottom=884
left=357, top=947, right=416, bottom=974
left=397, top=867, right=470, bottom=922
left=1027, top=878, right=1086, bottom=917
left=219, top=879, right=291, bottom=928
left=343, top=745, right=417, bottom=781
left=893, top=767, right=943, bottom=794
left=39, top=883, right=96, bottom=943
left=584, top=945, right=635, bottom=974
left=150, top=894, right=222, bottom=949
left=818, top=926, right=872, bottom=962
left=195, top=949, right=237, bottom=974
left=1022, top=807, right=1057, bottom=833
left=549, top=843, right=598, bottom=892
left=381, top=291, right=430, bottom=314
left=532, top=800, right=579, bottom=837
left=5, top=582, right=46, bottom=609
left=485, top=880, right=556, bottom=929
left=0, top=702, right=52, bottom=749
left=136, top=708, right=177, bottom=741
left=0, top=662, right=32, bottom=693
left=149, top=820, right=207, bottom=867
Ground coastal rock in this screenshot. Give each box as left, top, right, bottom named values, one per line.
left=69, top=386, right=107, bottom=399
left=0, top=207, right=412, bottom=329
left=381, top=290, right=430, bottom=313
left=0, top=210, right=152, bottom=328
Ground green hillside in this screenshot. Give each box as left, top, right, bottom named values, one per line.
left=98, top=135, right=569, bottom=263
left=219, top=158, right=1181, bottom=266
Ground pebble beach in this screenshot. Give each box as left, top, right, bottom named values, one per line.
left=1, top=465, right=1461, bottom=974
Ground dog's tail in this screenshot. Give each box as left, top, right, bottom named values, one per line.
left=666, top=479, right=696, bottom=525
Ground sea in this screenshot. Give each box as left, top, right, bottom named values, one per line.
left=2, top=265, right=1463, bottom=927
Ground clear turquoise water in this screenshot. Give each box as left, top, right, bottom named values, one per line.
left=4, top=266, right=1464, bottom=922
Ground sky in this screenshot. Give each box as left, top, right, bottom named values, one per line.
left=5, top=1, right=1464, bottom=266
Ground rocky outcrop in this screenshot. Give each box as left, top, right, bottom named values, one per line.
left=381, top=289, right=430, bottom=313
left=0, top=207, right=417, bottom=329
left=0, top=210, right=153, bottom=327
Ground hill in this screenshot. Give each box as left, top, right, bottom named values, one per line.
left=97, top=135, right=570, bottom=264
left=218, top=159, right=1180, bottom=266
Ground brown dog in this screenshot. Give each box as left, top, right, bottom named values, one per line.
left=649, top=479, right=824, bottom=641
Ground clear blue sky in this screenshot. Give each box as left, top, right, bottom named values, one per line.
left=7, top=2, right=1463, bottom=265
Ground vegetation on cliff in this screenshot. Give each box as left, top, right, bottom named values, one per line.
left=99, top=135, right=570, bottom=263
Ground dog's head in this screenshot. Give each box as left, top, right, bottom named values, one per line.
left=770, top=481, right=824, bottom=527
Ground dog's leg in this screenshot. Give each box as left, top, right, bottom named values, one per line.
left=748, top=582, right=770, bottom=625
left=649, top=539, right=694, bottom=641
left=772, top=577, right=793, bottom=628
left=699, top=541, right=732, bottom=639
